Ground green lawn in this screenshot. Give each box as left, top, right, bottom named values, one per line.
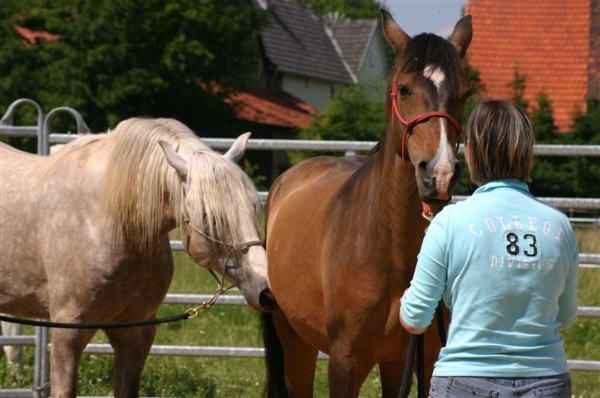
left=1, top=228, right=598, bottom=397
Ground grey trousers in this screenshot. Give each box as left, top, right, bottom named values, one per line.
left=429, top=373, right=571, bottom=397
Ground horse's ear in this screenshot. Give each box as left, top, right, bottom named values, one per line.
left=159, top=140, right=189, bottom=182
left=225, top=132, right=251, bottom=163
left=380, top=9, right=411, bottom=54
left=449, top=15, right=473, bottom=58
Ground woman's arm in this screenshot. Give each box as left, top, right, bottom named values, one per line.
left=558, top=227, right=579, bottom=329
left=399, top=215, right=449, bottom=334
left=400, top=288, right=427, bottom=334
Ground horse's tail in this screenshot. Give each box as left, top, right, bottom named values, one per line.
left=261, top=312, right=288, bottom=398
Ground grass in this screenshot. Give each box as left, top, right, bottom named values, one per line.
left=1, top=229, right=598, bottom=397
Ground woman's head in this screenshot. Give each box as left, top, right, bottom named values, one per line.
left=464, top=100, right=535, bottom=186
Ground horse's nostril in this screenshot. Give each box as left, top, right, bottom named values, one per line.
left=419, top=161, right=428, bottom=171
left=259, top=288, right=278, bottom=312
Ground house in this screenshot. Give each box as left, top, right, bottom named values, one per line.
left=12, top=1, right=390, bottom=182
left=228, top=0, right=388, bottom=181
left=466, top=0, right=599, bottom=132
left=328, top=17, right=388, bottom=88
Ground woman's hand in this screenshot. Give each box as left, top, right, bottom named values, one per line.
left=399, top=288, right=427, bottom=335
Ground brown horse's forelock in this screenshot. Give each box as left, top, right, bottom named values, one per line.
left=396, top=33, right=461, bottom=86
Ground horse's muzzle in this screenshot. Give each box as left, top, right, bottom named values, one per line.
left=417, top=161, right=461, bottom=202
left=258, top=288, right=278, bottom=312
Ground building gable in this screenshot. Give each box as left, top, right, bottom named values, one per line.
left=261, top=0, right=354, bottom=84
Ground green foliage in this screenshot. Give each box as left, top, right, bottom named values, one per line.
left=461, top=56, right=486, bottom=123
left=507, top=66, right=529, bottom=112
left=530, top=90, right=558, bottom=141
left=243, top=159, right=268, bottom=191
left=528, top=95, right=600, bottom=198
left=573, top=99, right=600, bottom=144
left=0, top=0, right=264, bottom=135
left=291, top=83, right=386, bottom=164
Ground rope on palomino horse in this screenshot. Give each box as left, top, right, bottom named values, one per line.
left=0, top=269, right=233, bottom=329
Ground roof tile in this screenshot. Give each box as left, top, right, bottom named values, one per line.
left=227, top=87, right=319, bottom=128
left=466, top=0, right=591, bottom=131
left=262, top=0, right=354, bottom=83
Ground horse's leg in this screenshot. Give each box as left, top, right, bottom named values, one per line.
left=50, top=328, right=96, bottom=398
left=379, top=360, right=405, bottom=398
left=273, top=312, right=319, bottom=397
left=327, top=337, right=372, bottom=398
left=1, top=321, right=23, bottom=367
left=105, top=325, right=156, bottom=398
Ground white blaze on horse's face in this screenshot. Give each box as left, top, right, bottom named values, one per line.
left=423, top=63, right=456, bottom=199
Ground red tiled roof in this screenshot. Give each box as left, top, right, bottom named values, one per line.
left=13, top=25, right=60, bottom=44
left=226, top=88, right=319, bottom=129
left=466, top=0, right=591, bottom=131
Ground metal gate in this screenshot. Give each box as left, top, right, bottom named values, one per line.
left=1, top=99, right=599, bottom=397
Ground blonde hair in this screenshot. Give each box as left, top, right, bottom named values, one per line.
left=464, top=100, right=535, bottom=185
left=100, top=118, right=259, bottom=251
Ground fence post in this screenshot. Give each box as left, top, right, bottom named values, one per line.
left=33, top=327, right=49, bottom=398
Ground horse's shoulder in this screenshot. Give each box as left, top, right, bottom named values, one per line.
left=288, top=156, right=361, bottom=177
left=267, top=156, right=359, bottom=213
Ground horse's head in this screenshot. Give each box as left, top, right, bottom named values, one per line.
left=159, top=134, right=277, bottom=312
left=382, top=10, right=472, bottom=204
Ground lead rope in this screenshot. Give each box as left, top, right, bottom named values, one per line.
left=0, top=220, right=264, bottom=329
left=398, top=207, right=447, bottom=398
left=180, top=212, right=263, bottom=318
left=0, top=278, right=229, bottom=330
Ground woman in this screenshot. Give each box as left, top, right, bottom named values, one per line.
left=400, top=100, right=578, bottom=397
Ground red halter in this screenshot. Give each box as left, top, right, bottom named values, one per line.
left=390, top=81, right=462, bottom=177
left=389, top=81, right=463, bottom=220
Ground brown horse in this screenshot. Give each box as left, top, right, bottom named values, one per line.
left=261, top=11, right=472, bottom=398
left=0, top=118, right=275, bottom=397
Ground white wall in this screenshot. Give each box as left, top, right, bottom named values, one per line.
left=357, top=30, right=388, bottom=85
left=281, top=74, right=337, bottom=111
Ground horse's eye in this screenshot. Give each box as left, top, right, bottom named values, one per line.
left=398, top=85, right=411, bottom=97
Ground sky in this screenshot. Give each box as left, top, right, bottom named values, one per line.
left=377, top=0, right=466, bottom=37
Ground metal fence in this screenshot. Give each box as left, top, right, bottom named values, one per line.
left=1, top=99, right=599, bottom=397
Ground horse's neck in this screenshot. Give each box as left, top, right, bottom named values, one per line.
left=363, top=132, right=428, bottom=249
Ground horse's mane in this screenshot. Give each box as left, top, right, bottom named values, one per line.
left=100, top=118, right=259, bottom=251
left=369, top=33, right=462, bottom=157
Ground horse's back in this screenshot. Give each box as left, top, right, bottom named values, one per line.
left=268, top=156, right=362, bottom=213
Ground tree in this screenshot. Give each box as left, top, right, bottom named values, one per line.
left=523, top=91, right=599, bottom=198
left=530, top=90, right=558, bottom=142
left=291, top=83, right=386, bottom=164
left=507, top=66, right=529, bottom=113
left=0, top=0, right=264, bottom=135
left=573, top=99, right=600, bottom=144
left=571, top=99, right=600, bottom=198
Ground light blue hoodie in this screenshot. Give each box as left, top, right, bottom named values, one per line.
left=401, top=180, right=579, bottom=377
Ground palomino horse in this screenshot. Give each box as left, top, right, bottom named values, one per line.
left=262, top=11, right=472, bottom=397
left=0, top=118, right=275, bottom=397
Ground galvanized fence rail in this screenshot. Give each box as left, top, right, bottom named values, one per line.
left=1, top=99, right=599, bottom=397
